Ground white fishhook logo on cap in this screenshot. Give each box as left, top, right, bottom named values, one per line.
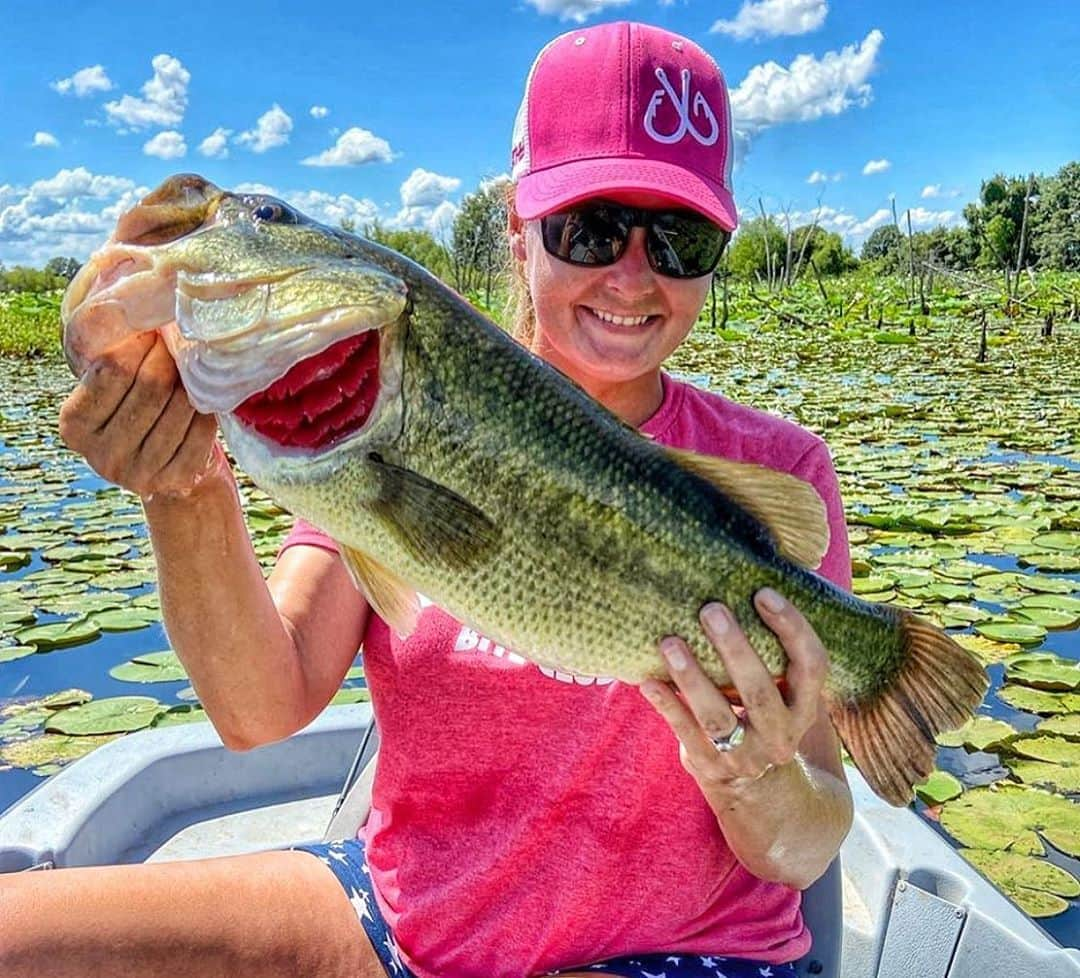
left=643, top=67, right=719, bottom=146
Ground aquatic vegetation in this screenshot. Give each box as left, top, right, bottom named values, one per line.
left=0, top=295, right=1076, bottom=924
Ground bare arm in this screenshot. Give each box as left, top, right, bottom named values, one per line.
left=59, top=331, right=368, bottom=750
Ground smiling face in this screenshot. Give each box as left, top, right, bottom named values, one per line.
left=516, top=190, right=713, bottom=415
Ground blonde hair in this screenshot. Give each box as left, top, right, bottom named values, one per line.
left=503, top=183, right=537, bottom=348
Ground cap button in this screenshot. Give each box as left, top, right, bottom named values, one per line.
left=575, top=36, right=586, bottom=46
left=672, top=40, right=683, bottom=51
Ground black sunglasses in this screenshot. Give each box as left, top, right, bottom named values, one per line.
left=540, top=202, right=731, bottom=279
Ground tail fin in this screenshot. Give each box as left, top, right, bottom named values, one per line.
left=826, top=613, right=988, bottom=807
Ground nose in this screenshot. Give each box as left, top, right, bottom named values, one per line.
left=605, top=227, right=656, bottom=298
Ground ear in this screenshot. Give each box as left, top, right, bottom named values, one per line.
left=507, top=207, right=527, bottom=261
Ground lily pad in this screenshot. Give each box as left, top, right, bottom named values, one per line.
left=1036, top=715, right=1080, bottom=741
left=1007, top=760, right=1080, bottom=794
left=90, top=608, right=160, bottom=632
left=937, top=716, right=1019, bottom=752
left=1008, top=734, right=1080, bottom=766
left=0, top=644, right=35, bottom=662
left=151, top=704, right=208, bottom=727
left=975, top=621, right=1047, bottom=647
left=45, top=696, right=162, bottom=735
left=1014, top=607, right=1080, bottom=630
left=939, top=783, right=1080, bottom=857
left=1005, top=653, right=1080, bottom=691
left=0, top=732, right=120, bottom=774
left=963, top=634, right=1019, bottom=664
left=108, top=651, right=188, bottom=684
left=14, top=617, right=102, bottom=651
left=960, top=849, right=1080, bottom=918
left=915, top=770, right=963, bottom=805
left=997, top=685, right=1080, bottom=716
left=1019, top=553, right=1080, bottom=572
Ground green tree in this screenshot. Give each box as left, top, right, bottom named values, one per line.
left=0, top=265, right=68, bottom=292
left=44, top=257, right=82, bottom=282
left=727, top=216, right=787, bottom=282
left=860, top=225, right=904, bottom=268
left=916, top=226, right=978, bottom=269
left=450, top=180, right=508, bottom=304
left=793, top=225, right=857, bottom=276
left=364, top=223, right=451, bottom=280
left=963, top=173, right=1040, bottom=269
left=1031, top=161, right=1080, bottom=271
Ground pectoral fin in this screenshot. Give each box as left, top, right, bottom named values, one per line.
left=663, top=447, right=830, bottom=569
left=367, top=454, right=499, bottom=571
left=340, top=545, right=420, bottom=637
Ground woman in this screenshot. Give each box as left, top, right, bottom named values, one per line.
left=3, top=21, right=852, bottom=978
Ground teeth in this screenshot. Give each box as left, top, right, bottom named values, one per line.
left=590, top=308, right=651, bottom=327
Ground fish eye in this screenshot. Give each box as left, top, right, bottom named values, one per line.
left=252, top=202, right=296, bottom=224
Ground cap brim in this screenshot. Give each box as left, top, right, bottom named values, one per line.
left=515, top=158, right=738, bottom=231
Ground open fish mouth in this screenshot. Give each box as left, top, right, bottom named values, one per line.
left=233, top=330, right=381, bottom=451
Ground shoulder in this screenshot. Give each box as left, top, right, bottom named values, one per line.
left=648, top=374, right=829, bottom=475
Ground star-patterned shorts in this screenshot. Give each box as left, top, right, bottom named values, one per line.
left=293, top=839, right=797, bottom=978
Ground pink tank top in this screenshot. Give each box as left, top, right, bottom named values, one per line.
left=282, top=374, right=852, bottom=977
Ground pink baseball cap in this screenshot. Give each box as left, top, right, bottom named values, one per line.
left=512, top=21, right=738, bottom=231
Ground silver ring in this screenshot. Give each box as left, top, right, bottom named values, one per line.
left=710, top=719, right=746, bottom=753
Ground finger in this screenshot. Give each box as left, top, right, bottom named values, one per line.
left=155, top=412, right=220, bottom=493
left=58, top=331, right=157, bottom=448
left=753, top=588, right=828, bottom=731
left=128, top=383, right=201, bottom=489
left=93, top=338, right=181, bottom=486
left=700, top=603, right=785, bottom=723
left=659, top=636, right=740, bottom=741
left=640, top=673, right=727, bottom=754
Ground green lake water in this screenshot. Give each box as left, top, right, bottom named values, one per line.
left=1, top=317, right=1078, bottom=946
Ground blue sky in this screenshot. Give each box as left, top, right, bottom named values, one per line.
left=1, top=0, right=1076, bottom=267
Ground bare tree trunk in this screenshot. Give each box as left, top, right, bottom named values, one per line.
left=758, top=198, right=776, bottom=293
left=1013, top=173, right=1035, bottom=299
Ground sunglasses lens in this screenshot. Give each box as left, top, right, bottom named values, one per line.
left=540, top=205, right=729, bottom=278
left=647, top=213, right=730, bottom=278
left=541, top=206, right=627, bottom=266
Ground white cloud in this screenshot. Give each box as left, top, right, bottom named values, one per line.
left=143, top=130, right=186, bottom=160
left=730, top=29, right=883, bottom=157
left=807, top=170, right=844, bottom=185
left=232, top=182, right=280, bottom=196
left=27, top=167, right=135, bottom=202
left=862, top=158, right=891, bottom=175
left=32, top=132, right=60, bottom=149
left=400, top=168, right=461, bottom=208
left=104, top=54, right=190, bottom=130
left=525, top=0, right=631, bottom=22
left=310, top=105, right=329, bottom=119
left=849, top=207, right=892, bottom=236
left=237, top=104, right=293, bottom=153
left=51, top=65, right=114, bottom=97
left=287, top=190, right=381, bottom=229
left=0, top=169, right=144, bottom=262
left=904, top=206, right=958, bottom=228
left=711, top=0, right=828, bottom=41
left=921, top=184, right=962, bottom=199
left=198, top=127, right=232, bottom=159
left=302, top=126, right=393, bottom=167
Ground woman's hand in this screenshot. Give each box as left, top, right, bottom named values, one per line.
left=59, top=331, right=224, bottom=500
left=640, top=587, right=829, bottom=806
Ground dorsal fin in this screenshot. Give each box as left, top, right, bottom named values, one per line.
left=340, top=544, right=420, bottom=637
left=663, top=447, right=830, bottom=569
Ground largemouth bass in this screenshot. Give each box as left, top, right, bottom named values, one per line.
left=62, top=174, right=987, bottom=806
